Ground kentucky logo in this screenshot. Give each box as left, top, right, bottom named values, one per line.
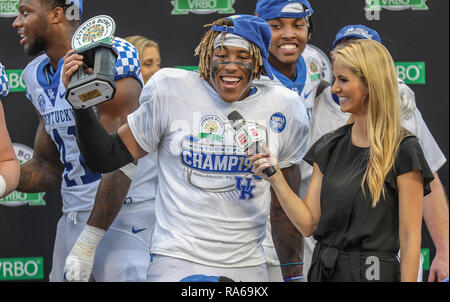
left=235, top=176, right=256, bottom=200
left=46, top=88, right=56, bottom=100
left=38, top=94, right=46, bottom=111
left=171, top=0, right=235, bottom=15
left=44, top=87, right=58, bottom=107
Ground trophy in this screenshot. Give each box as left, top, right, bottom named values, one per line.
left=65, top=15, right=118, bottom=109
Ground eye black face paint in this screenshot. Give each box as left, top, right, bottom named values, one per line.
left=211, top=59, right=254, bottom=81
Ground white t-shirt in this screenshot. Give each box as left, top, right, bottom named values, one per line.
left=127, top=68, right=310, bottom=267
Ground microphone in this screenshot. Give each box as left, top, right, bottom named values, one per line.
left=228, top=111, right=276, bottom=177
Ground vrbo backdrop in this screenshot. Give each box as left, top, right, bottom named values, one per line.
left=0, top=0, right=448, bottom=281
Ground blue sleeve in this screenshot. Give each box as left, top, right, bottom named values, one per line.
left=0, top=63, right=9, bottom=97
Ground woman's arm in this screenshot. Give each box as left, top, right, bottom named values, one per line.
left=397, top=169, right=424, bottom=282
left=250, top=149, right=323, bottom=237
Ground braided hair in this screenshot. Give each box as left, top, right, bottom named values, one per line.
left=194, top=18, right=264, bottom=82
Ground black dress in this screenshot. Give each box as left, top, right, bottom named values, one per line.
left=303, top=124, right=434, bottom=282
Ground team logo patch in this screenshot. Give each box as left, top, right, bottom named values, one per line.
left=306, top=57, right=322, bottom=81
left=269, top=112, right=287, bottom=133
left=200, top=115, right=225, bottom=142
left=309, top=61, right=318, bottom=73
left=38, top=94, right=46, bottom=111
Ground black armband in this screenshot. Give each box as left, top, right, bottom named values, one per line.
left=73, top=108, right=134, bottom=174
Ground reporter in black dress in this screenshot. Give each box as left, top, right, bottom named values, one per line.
left=248, top=39, right=433, bottom=282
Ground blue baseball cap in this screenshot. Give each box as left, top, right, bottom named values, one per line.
left=255, top=0, right=313, bottom=21
left=332, top=25, right=382, bottom=49
left=212, top=14, right=274, bottom=80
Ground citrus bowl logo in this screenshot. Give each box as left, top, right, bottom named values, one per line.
left=0, top=144, right=46, bottom=207
left=82, top=24, right=105, bottom=44
left=72, top=15, right=116, bottom=50
left=199, top=115, right=224, bottom=142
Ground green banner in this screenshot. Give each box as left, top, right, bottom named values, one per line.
left=0, top=191, right=46, bottom=206
left=395, top=62, right=426, bottom=85
left=171, top=0, right=235, bottom=15
left=365, top=0, right=429, bottom=11
left=174, top=66, right=199, bottom=71
left=0, top=257, right=44, bottom=280
left=421, top=248, right=430, bottom=271
left=5, top=69, right=26, bottom=93
left=0, top=0, right=19, bottom=17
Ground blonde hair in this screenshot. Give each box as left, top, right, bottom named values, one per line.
left=124, top=35, right=159, bottom=62
left=333, top=39, right=404, bottom=207
left=194, top=18, right=264, bottom=81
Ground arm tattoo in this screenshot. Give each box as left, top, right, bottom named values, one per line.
left=17, top=122, right=63, bottom=193
left=87, top=170, right=132, bottom=230
left=271, top=164, right=304, bottom=279
left=18, top=161, right=61, bottom=193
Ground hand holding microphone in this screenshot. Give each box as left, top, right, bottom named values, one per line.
left=228, top=111, right=277, bottom=178
left=248, top=143, right=280, bottom=181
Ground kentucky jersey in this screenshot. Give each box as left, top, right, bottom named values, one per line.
left=22, top=37, right=158, bottom=213
left=256, top=44, right=332, bottom=122
left=127, top=68, right=310, bottom=267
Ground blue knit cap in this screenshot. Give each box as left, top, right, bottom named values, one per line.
left=211, top=14, right=274, bottom=79
left=332, top=25, right=382, bottom=49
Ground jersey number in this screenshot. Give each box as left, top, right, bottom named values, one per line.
left=53, top=126, right=101, bottom=187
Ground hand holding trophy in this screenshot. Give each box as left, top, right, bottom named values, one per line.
left=65, top=15, right=118, bottom=109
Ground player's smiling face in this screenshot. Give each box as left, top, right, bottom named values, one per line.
left=13, top=0, right=49, bottom=56
left=267, top=18, right=309, bottom=66
left=209, top=45, right=257, bottom=103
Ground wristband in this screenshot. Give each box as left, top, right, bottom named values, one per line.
left=72, top=224, right=106, bottom=258
left=283, top=274, right=304, bottom=282
left=280, top=262, right=304, bottom=267
left=0, top=174, right=6, bottom=197
left=119, top=162, right=137, bottom=180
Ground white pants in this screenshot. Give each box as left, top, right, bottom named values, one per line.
left=49, top=201, right=155, bottom=282
left=147, top=254, right=269, bottom=282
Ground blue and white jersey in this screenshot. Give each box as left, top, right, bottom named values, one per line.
left=22, top=37, right=158, bottom=213
left=0, top=63, right=9, bottom=97
left=127, top=68, right=310, bottom=267
left=257, top=44, right=332, bottom=122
